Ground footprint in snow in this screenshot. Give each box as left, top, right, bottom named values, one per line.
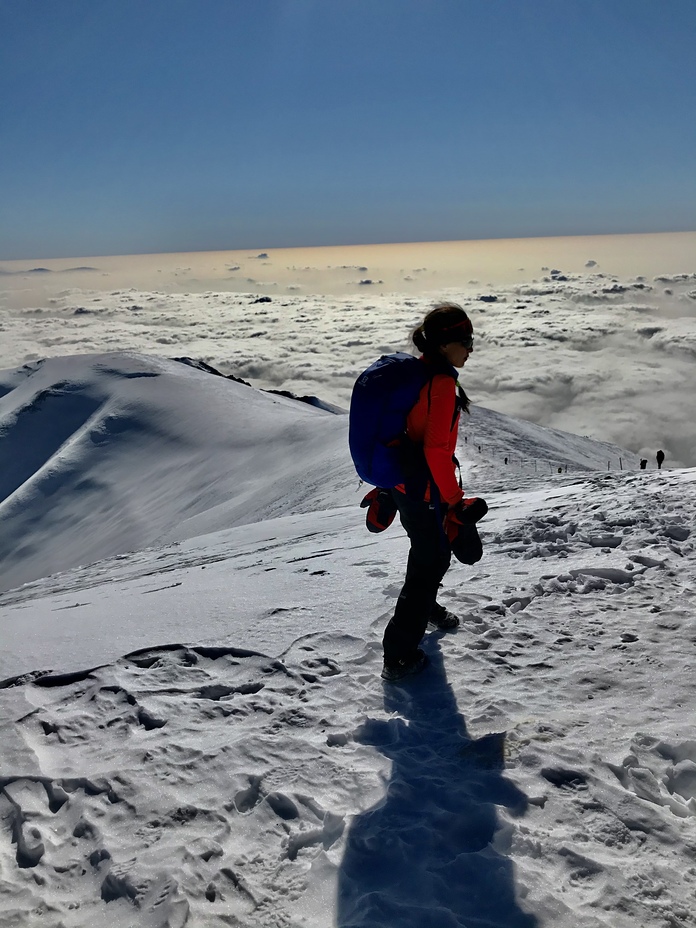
left=608, top=734, right=696, bottom=818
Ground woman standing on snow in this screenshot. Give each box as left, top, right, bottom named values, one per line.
left=381, top=302, right=483, bottom=682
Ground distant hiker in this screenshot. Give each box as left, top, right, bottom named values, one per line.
left=656, top=449, right=665, bottom=470
left=351, top=303, right=486, bottom=682
left=640, top=459, right=647, bottom=470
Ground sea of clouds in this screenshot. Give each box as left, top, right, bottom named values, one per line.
left=1, top=241, right=695, bottom=468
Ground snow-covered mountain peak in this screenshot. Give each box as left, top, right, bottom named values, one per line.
left=0, top=352, right=356, bottom=592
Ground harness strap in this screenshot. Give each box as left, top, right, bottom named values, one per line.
left=431, top=492, right=450, bottom=552
left=452, top=453, right=462, bottom=489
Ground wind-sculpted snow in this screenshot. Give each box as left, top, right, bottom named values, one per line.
left=1, top=464, right=695, bottom=926
left=0, top=352, right=358, bottom=592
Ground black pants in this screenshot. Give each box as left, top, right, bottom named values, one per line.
left=382, top=490, right=452, bottom=665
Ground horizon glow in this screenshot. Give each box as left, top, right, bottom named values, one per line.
left=1, top=0, right=695, bottom=260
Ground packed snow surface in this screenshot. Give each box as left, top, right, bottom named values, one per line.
left=1, top=351, right=695, bottom=927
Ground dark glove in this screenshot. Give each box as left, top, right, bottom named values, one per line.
left=452, top=496, right=488, bottom=523
left=444, top=497, right=487, bottom=564
left=360, top=487, right=398, bottom=533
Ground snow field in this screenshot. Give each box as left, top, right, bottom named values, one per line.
left=1, top=460, right=695, bottom=926
left=0, top=311, right=694, bottom=926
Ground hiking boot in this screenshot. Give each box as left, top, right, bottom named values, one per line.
left=428, top=603, right=460, bottom=630
left=381, top=648, right=429, bottom=682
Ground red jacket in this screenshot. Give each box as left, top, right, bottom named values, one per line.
left=401, top=361, right=464, bottom=506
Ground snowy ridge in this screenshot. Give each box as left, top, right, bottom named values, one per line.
left=0, top=351, right=639, bottom=593
left=1, top=350, right=696, bottom=927
left=0, top=352, right=356, bottom=592
left=463, top=404, right=640, bottom=492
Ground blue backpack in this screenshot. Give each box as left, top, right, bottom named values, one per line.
left=349, top=353, right=434, bottom=487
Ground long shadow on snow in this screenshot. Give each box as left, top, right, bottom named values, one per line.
left=337, top=635, right=537, bottom=927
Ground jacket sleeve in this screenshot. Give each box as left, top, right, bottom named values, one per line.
left=423, top=374, right=463, bottom=506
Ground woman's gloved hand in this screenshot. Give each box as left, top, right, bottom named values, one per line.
left=452, top=496, right=488, bottom=523
left=444, top=497, right=488, bottom=564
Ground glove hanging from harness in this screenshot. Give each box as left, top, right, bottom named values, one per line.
left=360, top=487, right=398, bottom=533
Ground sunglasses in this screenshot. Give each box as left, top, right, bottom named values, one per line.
left=457, top=336, right=474, bottom=349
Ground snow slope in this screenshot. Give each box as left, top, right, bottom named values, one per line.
left=1, top=353, right=695, bottom=928
left=0, top=353, right=357, bottom=592
left=0, top=352, right=637, bottom=593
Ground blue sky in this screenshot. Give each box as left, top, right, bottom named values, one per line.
left=1, top=0, right=695, bottom=259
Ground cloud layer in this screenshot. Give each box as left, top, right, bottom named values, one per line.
left=1, top=255, right=695, bottom=468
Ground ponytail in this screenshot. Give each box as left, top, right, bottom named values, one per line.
left=412, top=324, right=428, bottom=353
